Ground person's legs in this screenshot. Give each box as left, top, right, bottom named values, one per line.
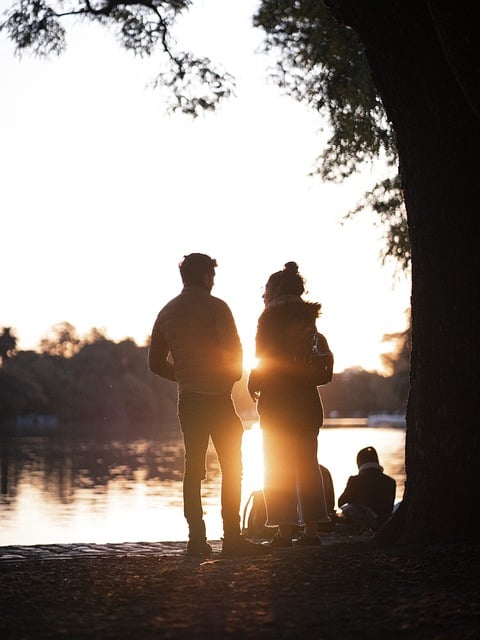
left=178, top=393, right=211, bottom=552
left=209, top=395, right=244, bottom=540
left=262, top=427, right=299, bottom=544
left=211, top=395, right=271, bottom=557
left=341, top=503, right=378, bottom=534
left=295, top=429, right=328, bottom=542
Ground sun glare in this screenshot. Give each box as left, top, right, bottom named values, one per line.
left=241, top=422, right=264, bottom=497
left=240, top=424, right=406, bottom=511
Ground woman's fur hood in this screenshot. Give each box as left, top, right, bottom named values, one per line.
left=259, top=294, right=321, bottom=326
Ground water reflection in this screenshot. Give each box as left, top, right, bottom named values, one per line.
left=0, top=423, right=405, bottom=546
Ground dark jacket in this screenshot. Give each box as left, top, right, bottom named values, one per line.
left=148, top=285, right=243, bottom=394
left=248, top=295, right=325, bottom=429
left=338, top=464, right=396, bottom=527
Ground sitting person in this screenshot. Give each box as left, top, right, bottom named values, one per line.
left=338, top=446, right=396, bottom=533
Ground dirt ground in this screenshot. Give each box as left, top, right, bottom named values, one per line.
left=1, top=538, right=479, bottom=639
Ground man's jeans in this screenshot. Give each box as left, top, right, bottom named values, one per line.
left=178, top=392, right=244, bottom=541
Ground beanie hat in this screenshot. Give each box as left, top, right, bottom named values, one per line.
left=356, top=446, right=379, bottom=468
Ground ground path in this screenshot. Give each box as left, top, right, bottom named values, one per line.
left=0, top=536, right=478, bottom=639
left=0, top=540, right=219, bottom=562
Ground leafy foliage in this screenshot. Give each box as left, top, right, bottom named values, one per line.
left=1, top=0, right=66, bottom=56
left=0, top=327, right=17, bottom=366
left=254, top=0, right=409, bottom=269
left=0, top=0, right=234, bottom=116
left=1, top=0, right=410, bottom=263
left=321, top=366, right=407, bottom=418
left=345, top=175, right=410, bottom=271
left=39, top=322, right=81, bottom=358
left=0, top=328, right=179, bottom=431
left=255, top=1, right=394, bottom=178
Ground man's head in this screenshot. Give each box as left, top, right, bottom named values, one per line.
left=179, top=253, right=217, bottom=290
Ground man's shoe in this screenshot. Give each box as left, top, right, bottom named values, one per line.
left=221, top=535, right=271, bottom=558
left=186, top=539, right=213, bottom=557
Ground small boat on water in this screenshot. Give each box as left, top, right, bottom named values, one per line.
left=367, top=412, right=406, bottom=428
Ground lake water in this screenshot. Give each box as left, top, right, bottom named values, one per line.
left=0, top=422, right=405, bottom=547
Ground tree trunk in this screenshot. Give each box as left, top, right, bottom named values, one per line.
left=327, top=0, right=480, bottom=543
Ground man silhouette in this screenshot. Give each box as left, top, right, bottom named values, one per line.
left=149, top=253, right=269, bottom=557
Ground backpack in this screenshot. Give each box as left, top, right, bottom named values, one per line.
left=299, top=330, right=334, bottom=386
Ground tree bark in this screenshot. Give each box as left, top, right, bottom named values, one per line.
left=327, top=0, right=480, bottom=543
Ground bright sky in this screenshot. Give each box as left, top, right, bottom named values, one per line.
left=1, top=0, right=410, bottom=374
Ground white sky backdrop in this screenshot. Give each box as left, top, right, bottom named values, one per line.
left=1, top=0, right=411, bottom=373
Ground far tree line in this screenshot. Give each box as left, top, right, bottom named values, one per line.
left=0, top=323, right=409, bottom=433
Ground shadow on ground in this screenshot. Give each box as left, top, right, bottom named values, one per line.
left=0, top=537, right=479, bottom=638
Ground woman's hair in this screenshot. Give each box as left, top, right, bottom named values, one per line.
left=266, top=261, right=306, bottom=296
